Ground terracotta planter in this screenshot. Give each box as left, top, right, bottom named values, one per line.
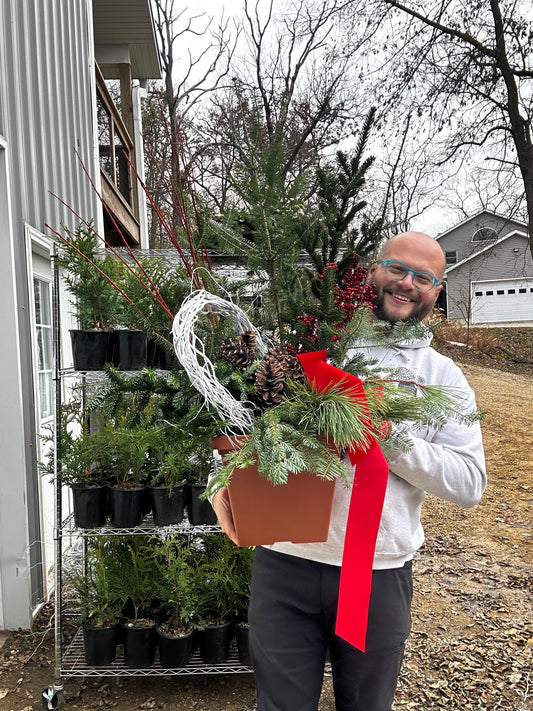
left=211, top=435, right=336, bottom=547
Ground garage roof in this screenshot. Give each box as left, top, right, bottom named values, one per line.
left=92, top=0, right=161, bottom=79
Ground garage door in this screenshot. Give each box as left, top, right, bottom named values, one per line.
left=471, top=278, right=533, bottom=324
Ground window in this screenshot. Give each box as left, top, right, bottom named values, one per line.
left=519, top=288, right=527, bottom=294
left=486, top=291, right=494, bottom=295
left=474, top=291, right=482, bottom=296
left=33, top=278, right=53, bottom=420
left=445, top=250, right=457, bottom=265
left=497, top=290, right=504, bottom=295
left=508, top=289, right=515, bottom=294
left=472, top=227, right=498, bottom=242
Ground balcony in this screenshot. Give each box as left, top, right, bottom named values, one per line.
left=96, top=65, right=140, bottom=246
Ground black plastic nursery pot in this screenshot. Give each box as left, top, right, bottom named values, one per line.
left=148, top=484, right=185, bottom=526
left=71, top=484, right=108, bottom=528
left=147, top=338, right=175, bottom=370
left=82, top=622, right=119, bottom=666
left=109, top=486, right=145, bottom=528
left=109, top=329, right=147, bottom=370
left=196, top=621, right=234, bottom=665
left=186, top=483, right=218, bottom=526
left=70, top=330, right=112, bottom=371
left=235, top=622, right=252, bottom=666
left=156, top=627, right=194, bottom=668
left=120, top=620, right=157, bottom=668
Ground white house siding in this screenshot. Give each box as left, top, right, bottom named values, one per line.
left=445, top=234, right=533, bottom=322
left=0, top=0, right=101, bottom=630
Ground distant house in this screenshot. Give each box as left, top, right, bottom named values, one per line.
left=436, top=211, right=533, bottom=325
left=0, top=0, right=160, bottom=630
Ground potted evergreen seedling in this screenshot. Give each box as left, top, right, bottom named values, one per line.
left=185, top=441, right=218, bottom=527
left=144, top=425, right=188, bottom=526
left=193, top=534, right=238, bottom=665
left=67, top=538, right=126, bottom=666
left=225, top=544, right=254, bottom=666
left=154, top=535, right=200, bottom=668
left=107, top=536, right=159, bottom=668
left=91, top=426, right=148, bottom=528
left=56, top=224, right=123, bottom=370
left=119, top=256, right=192, bottom=369
left=39, top=405, right=108, bottom=528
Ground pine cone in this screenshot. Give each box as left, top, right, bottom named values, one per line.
left=254, top=355, right=286, bottom=407
left=220, top=330, right=257, bottom=370
left=266, top=347, right=305, bottom=385
left=240, top=330, right=257, bottom=361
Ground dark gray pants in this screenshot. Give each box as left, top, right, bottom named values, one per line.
left=249, top=548, right=413, bottom=711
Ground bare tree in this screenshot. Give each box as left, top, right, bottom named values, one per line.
left=203, top=0, right=371, bottom=201
left=142, top=1, right=239, bottom=246
left=353, top=0, right=533, bottom=255
left=152, top=0, right=237, bottom=136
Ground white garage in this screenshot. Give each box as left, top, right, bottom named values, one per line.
left=471, top=278, right=533, bottom=324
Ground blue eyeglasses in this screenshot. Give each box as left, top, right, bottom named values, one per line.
left=377, top=260, right=440, bottom=292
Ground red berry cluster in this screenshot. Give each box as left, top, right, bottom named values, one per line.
left=287, top=254, right=376, bottom=354
left=333, top=255, right=376, bottom=331
left=296, top=314, right=318, bottom=342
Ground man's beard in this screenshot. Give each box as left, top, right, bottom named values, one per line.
left=373, top=288, right=435, bottom=324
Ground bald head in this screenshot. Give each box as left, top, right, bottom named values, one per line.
left=378, top=232, right=446, bottom=281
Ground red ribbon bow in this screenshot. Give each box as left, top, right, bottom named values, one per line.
left=297, top=350, right=389, bottom=652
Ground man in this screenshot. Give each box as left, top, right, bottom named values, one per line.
left=212, top=232, right=486, bottom=711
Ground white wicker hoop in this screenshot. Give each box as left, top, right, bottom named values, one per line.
left=172, top=290, right=269, bottom=433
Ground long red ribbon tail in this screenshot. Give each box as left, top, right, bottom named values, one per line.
left=297, top=350, right=389, bottom=652
left=336, top=443, right=388, bottom=651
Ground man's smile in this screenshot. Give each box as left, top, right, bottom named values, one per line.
left=387, top=291, right=415, bottom=304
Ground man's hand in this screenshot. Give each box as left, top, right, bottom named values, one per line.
left=212, top=488, right=239, bottom=544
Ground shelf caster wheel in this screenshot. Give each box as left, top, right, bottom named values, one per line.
left=42, top=684, right=65, bottom=709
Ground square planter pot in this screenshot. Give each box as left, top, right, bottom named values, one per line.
left=186, top=483, right=218, bottom=526
left=70, top=330, right=112, bottom=371
left=82, top=622, right=119, bottom=666
left=212, top=435, right=336, bottom=547
left=148, top=483, right=185, bottom=526
left=71, top=484, right=108, bottom=528
left=156, top=626, right=194, bottom=668
left=110, top=330, right=147, bottom=370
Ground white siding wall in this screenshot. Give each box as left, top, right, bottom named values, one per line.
left=0, top=0, right=101, bottom=629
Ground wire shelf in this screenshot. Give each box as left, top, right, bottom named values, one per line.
left=61, top=628, right=253, bottom=677
left=60, top=511, right=221, bottom=537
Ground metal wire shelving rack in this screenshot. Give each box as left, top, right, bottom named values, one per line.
left=48, top=248, right=252, bottom=708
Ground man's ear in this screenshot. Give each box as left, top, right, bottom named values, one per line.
left=369, top=263, right=378, bottom=278
left=432, top=283, right=444, bottom=304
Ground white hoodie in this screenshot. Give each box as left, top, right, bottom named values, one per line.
left=266, top=330, right=487, bottom=569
